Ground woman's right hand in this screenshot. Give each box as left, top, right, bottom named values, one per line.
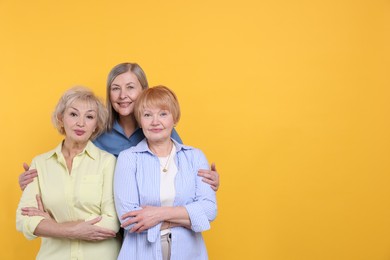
left=19, top=163, right=38, bottom=191
left=70, top=217, right=117, bottom=241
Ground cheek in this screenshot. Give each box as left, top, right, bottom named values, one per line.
left=109, top=92, right=118, bottom=102
left=130, top=89, right=143, bottom=100
left=139, top=119, right=148, bottom=129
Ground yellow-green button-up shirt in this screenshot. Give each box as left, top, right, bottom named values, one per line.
left=16, top=141, right=120, bottom=260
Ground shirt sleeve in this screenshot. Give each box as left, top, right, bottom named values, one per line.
left=86, top=154, right=120, bottom=232
left=183, top=149, right=217, bottom=232
left=114, top=151, right=143, bottom=231
left=16, top=159, right=45, bottom=240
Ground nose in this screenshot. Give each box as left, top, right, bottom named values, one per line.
left=151, top=115, right=159, bottom=125
left=119, top=88, right=128, bottom=99
left=77, top=117, right=85, bottom=127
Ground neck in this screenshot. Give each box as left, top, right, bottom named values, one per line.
left=62, top=139, right=88, bottom=158
left=118, top=114, right=137, bottom=137
left=148, top=139, right=173, bottom=157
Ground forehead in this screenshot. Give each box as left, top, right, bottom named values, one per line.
left=67, top=99, right=97, bottom=112
left=142, top=104, right=170, bottom=111
left=112, top=71, right=140, bottom=84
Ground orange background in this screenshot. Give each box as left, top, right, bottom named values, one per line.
left=1, top=0, right=390, bottom=259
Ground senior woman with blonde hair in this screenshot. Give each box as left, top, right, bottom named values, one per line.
left=114, top=85, right=217, bottom=260
left=16, top=87, right=121, bottom=260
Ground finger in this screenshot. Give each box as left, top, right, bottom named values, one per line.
left=197, top=169, right=210, bottom=174
left=201, top=177, right=213, bottom=185
left=21, top=207, right=38, bottom=211
left=23, top=162, right=30, bottom=171
left=211, top=162, right=217, bottom=172
left=26, top=169, right=38, bottom=177
left=121, top=217, right=138, bottom=228
left=21, top=208, right=42, bottom=216
left=96, top=228, right=116, bottom=236
left=86, top=216, right=102, bottom=225
left=95, top=232, right=116, bottom=240
left=121, top=211, right=138, bottom=219
left=137, top=224, right=149, bottom=233
left=22, top=178, right=35, bottom=186
left=130, top=223, right=143, bottom=233
left=36, top=194, right=44, bottom=211
left=198, top=171, right=211, bottom=178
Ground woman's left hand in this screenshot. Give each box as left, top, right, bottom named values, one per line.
left=198, top=162, right=220, bottom=191
left=21, top=194, right=53, bottom=221
left=121, top=206, right=163, bottom=233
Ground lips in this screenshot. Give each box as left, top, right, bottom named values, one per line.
left=74, top=130, right=86, bottom=136
left=149, top=128, right=163, bottom=133
left=117, top=102, right=131, bottom=108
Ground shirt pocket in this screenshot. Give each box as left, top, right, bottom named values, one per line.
left=78, top=175, right=103, bottom=208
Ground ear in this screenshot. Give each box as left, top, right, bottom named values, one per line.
left=56, top=113, right=64, bottom=127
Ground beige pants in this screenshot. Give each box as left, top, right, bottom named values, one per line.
left=161, top=233, right=172, bottom=260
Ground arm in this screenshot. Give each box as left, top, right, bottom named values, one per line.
left=170, top=130, right=219, bottom=191
left=20, top=194, right=116, bottom=241
left=16, top=160, right=116, bottom=241
left=84, top=155, right=119, bottom=232
left=184, top=149, right=217, bottom=232
left=18, top=162, right=38, bottom=191
left=120, top=149, right=217, bottom=233
left=16, top=159, right=46, bottom=240
left=198, top=162, right=220, bottom=191
left=28, top=204, right=116, bottom=241
left=114, top=151, right=143, bottom=232
left=121, top=205, right=191, bottom=233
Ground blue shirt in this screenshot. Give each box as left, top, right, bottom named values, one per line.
left=93, top=120, right=182, bottom=157
left=114, top=139, right=217, bottom=260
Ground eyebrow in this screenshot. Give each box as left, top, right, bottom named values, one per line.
left=111, top=82, right=136, bottom=87
left=69, top=106, right=97, bottom=113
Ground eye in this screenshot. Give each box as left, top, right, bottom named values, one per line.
left=143, top=113, right=151, bottom=117
left=87, top=115, right=95, bottom=120
left=111, top=86, right=120, bottom=91
left=127, top=85, right=134, bottom=89
left=160, top=111, right=169, bottom=117
left=70, top=112, right=77, bottom=117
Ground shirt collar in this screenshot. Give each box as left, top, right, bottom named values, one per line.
left=132, top=138, right=191, bottom=154
left=113, top=119, right=143, bottom=138
left=47, top=140, right=98, bottom=160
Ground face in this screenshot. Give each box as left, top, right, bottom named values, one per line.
left=61, top=100, right=98, bottom=144
left=110, top=71, right=143, bottom=117
left=140, top=106, right=175, bottom=144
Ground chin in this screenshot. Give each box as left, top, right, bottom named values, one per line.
left=117, top=109, right=133, bottom=116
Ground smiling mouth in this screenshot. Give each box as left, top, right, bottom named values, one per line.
left=118, top=102, right=131, bottom=107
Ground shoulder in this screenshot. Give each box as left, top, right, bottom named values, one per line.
left=120, top=138, right=148, bottom=156
left=31, top=143, right=61, bottom=163
left=89, top=142, right=116, bottom=163
left=177, top=143, right=206, bottom=159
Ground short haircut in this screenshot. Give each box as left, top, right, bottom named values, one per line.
left=134, top=85, right=181, bottom=125
left=51, top=86, right=108, bottom=140
left=106, top=62, right=149, bottom=131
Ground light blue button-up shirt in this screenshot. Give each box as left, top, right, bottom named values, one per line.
left=114, top=139, right=217, bottom=260
left=93, top=120, right=182, bottom=157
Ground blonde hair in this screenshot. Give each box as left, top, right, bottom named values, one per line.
left=52, top=86, right=108, bottom=140
left=134, top=85, right=181, bottom=125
